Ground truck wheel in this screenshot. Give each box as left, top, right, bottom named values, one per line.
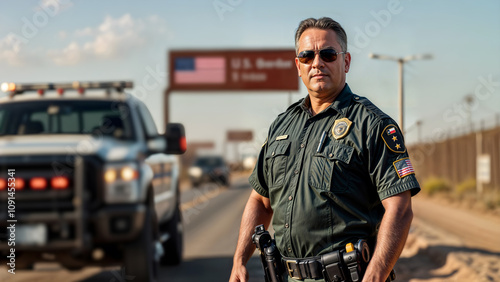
left=222, top=176, right=230, bottom=187
left=161, top=206, right=183, bottom=265
left=124, top=205, right=159, bottom=282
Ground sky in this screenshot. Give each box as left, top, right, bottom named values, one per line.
left=0, top=0, right=499, bottom=160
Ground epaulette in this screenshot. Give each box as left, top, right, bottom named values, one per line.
left=352, top=95, right=390, bottom=120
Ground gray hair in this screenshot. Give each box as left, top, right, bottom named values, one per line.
left=294, top=17, right=348, bottom=54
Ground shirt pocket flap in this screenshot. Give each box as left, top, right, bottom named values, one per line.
left=265, top=141, right=291, bottom=159
left=319, top=143, right=354, bottom=164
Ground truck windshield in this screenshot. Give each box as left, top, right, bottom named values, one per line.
left=195, top=156, right=225, bottom=168
left=0, top=100, right=135, bottom=140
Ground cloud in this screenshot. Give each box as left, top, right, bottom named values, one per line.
left=48, top=14, right=164, bottom=66
left=0, top=0, right=75, bottom=67
left=0, top=13, right=166, bottom=67
left=37, top=0, right=74, bottom=16
left=74, top=27, right=93, bottom=37
left=0, top=33, right=30, bottom=66
left=48, top=41, right=82, bottom=65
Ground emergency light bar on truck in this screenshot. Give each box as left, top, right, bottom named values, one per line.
left=1, top=81, right=133, bottom=96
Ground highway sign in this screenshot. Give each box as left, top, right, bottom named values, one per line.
left=168, top=49, right=298, bottom=91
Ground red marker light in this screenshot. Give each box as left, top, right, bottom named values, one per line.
left=37, top=89, right=45, bottom=96
left=57, top=88, right=64, bottom=95
left=0, top=178, right=6, bottom=190
left=180, top=137, right=187, bottom=153
left=78, top=88, right=85, bottom=95
left=14, top=178, right=25, bottom=190
left=30, top=177, right=47, bottom=190
left=51, top=176, right=69, bottom=189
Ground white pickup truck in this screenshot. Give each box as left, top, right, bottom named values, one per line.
left=0, top=81, right=185, bottom=281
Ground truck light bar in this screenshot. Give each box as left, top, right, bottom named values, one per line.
left=1, top=81, right=133, bottom=96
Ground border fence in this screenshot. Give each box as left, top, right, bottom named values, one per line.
left=408, top=123, right=500, bottom=194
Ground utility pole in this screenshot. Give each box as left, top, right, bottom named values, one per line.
left=369, top=53, right=433, bottom=133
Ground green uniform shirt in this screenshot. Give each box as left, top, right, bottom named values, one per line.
left=249, top=84, right=420, bottom=259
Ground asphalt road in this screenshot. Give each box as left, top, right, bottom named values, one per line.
left=0, top=173, right=263, bottom=282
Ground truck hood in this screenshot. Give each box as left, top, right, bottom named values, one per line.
left=0, top=135, right=142, bottom=162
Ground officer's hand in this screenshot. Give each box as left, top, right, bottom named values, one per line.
left=229, top=264, right=249, bottom=282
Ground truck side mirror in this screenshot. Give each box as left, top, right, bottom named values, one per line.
left=165, top=123, right=186, bottom=154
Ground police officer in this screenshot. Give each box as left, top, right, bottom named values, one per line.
left=230, top=17, right=420, bottom=282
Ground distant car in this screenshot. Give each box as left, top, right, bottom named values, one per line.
left=188, top=156, right=230, bottom=187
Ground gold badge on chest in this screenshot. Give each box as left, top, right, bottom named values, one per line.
left=332, top=117, right=352, bottom=140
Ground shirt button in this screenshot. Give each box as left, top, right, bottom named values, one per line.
left=271, top=151, right=275, bottom=156
left=329, top=153, right=333, bottom=158
left=300, top=144, right=305, bottom=148
left=288, top=195, right=293, bottom=201
left=294, top=170, right=299, bottom=174
left=288, top=248, right=292, bottom=252
left=285, top=223, right=289, bottom=228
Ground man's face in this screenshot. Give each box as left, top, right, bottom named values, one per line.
left=295, top=28, right=351, bottom=99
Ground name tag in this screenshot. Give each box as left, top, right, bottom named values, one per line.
left=276, top=135, right=289, bottom=141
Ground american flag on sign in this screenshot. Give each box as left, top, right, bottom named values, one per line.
left=394, top=158, right=415, bottom=178
left=174, top=57, right=226, bottom=84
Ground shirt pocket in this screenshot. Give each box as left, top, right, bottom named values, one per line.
left=265, top=141, right=291, bottom=189
left=309, top=142, right=354, bottom=192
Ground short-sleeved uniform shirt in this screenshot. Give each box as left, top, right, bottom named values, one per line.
left=249, top=84, right=420, bottom=259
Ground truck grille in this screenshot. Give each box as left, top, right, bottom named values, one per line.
left=0, top=154, right=104, bottom=247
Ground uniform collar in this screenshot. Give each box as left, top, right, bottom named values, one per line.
left=329, top=83, right=353, bottom=117
left=298, top=83, right=353, bottom=117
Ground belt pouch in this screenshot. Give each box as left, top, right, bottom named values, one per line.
left=321, top=251, right=345, bottom=282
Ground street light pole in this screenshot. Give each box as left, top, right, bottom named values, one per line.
left=398, top=58, right=404, bottom=131
left=369, top=53, right=432, bottom=133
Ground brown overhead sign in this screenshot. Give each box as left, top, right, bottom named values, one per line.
left=169, top=49, right=298, bottom=91
left=188, top=142, right=215, bottom=150
left=226, top=130, right=253, bottom=142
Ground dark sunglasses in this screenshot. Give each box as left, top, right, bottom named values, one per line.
left=297, top=48, right=345, bottom=64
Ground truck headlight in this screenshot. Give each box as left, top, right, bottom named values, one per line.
left=104, top=163, right=140, bottom=203
left=188, top=166, right=202, bottom=178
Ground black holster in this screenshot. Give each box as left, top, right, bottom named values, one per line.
left=320, top=240, right=370, bottom=282
left=252, top=224, right=285, bottom=282
left=321, top=240, right=396, bottom=282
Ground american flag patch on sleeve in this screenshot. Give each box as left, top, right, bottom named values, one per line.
left=393, top=158, right=415, bottom=178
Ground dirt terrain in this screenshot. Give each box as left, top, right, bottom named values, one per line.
left=395, top=196, right=500, bottom=281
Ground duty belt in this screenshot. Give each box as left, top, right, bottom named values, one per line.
left=284, top=255, right=396, bottom=281
left=284, top=257, right=323, bottom=280
left=284, top=252, right=353, bottom=281
left=283, top=240, right=395, bottom=282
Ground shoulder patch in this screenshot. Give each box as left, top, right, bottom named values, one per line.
left=393, top=158, right=415, bottom=178
left=381, top=124, right=406, bottom=153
